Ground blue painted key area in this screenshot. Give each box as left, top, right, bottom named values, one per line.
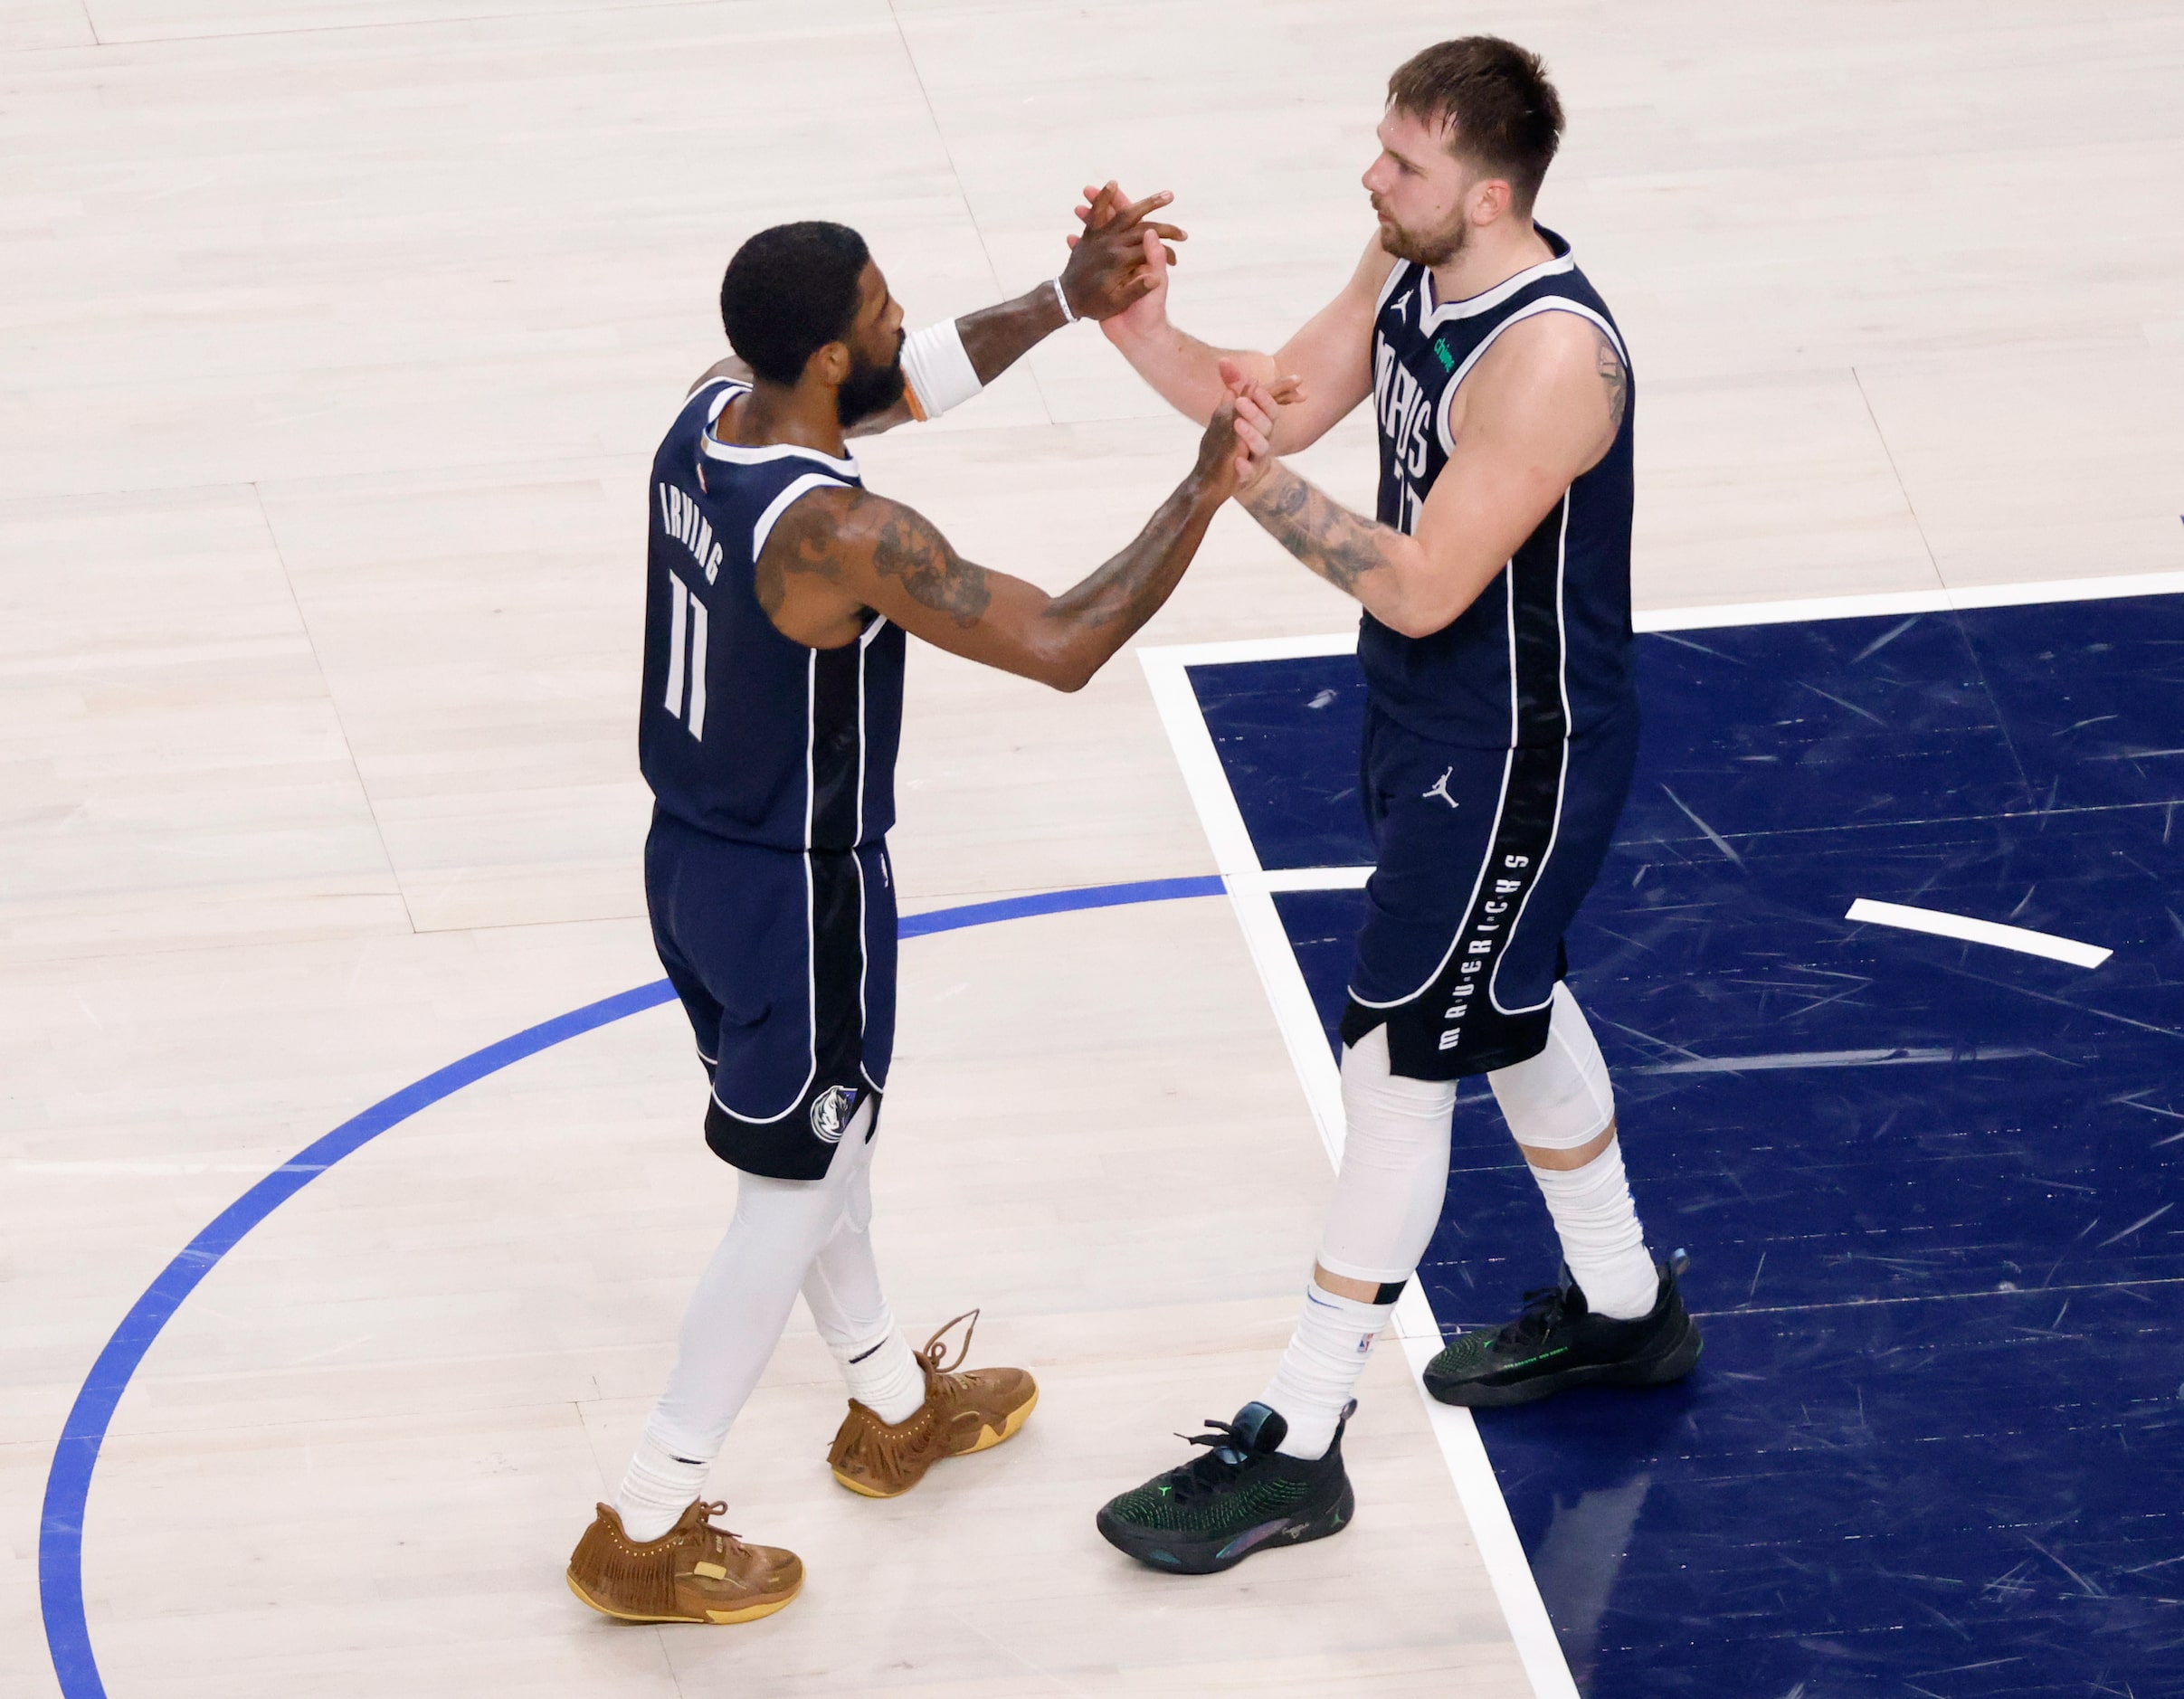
left=1187, top=594, right=2184, bottom=1699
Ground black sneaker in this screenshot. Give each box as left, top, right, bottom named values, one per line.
left=1423, top=1252, right=1702, bottom=1408
left=1095, top=1400, right=1356, bottom=1575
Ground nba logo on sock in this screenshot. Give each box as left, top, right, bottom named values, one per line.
left=1355, top=1332, right=1374, bottom=1355
left=811, top=1085, right=858, bottom=1143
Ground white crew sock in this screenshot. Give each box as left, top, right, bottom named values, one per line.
left=1259, top=1283, right=1395, bottom=1460
left=830, top=1324, right=926, bottom=1425
left=617, top=1428, right=711, bottom=1542
left=1529, top=1137, right=1657, bottom=1320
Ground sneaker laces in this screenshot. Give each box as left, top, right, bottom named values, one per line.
left=1496, top=1285, right=1572, bottom=1350
left=916, top=1308, right=981, bottom=1404
left=679, top=1500, right=753, bottom=1561
left=1161, top=1418, right=1263, bottom=1502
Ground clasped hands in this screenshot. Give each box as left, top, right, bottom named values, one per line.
left=1066, top=178, right=1293, bottom=498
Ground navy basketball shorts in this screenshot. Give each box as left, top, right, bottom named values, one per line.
left=643, top=809, right=897, bottom=1181
left=1338, top=703, right=1638, bottom=1081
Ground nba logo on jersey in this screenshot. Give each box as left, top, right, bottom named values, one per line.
left=811, top=1085, right=859, bottom=1143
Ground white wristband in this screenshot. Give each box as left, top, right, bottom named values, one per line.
left=900, top=318, right=984, bottom=422
left=1050, top=277, right=1077, bottom=324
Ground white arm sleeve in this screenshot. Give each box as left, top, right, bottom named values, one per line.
left=900, top=318, right=983, bottom=421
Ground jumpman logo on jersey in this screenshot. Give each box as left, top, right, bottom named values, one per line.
left=1424, top=767, right=1459, bottom=809
left=1391, top=291, right=1413, bottom=318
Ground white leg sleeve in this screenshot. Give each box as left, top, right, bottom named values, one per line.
left=641, top=1101, right=873, bottom=1463
left=797, top=1131, right=926, bottom=1425
left=1487, top=982, right=1615, bottom=1150
left=799, top=1130, right=886, bottom=1345
left=1317, top=1021, right=1458, bottom=1286
left=1259, top=1026, right=1456, bottom=1460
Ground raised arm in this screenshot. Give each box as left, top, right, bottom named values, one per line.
left=1228, top=309, right=1625, bottom=637
left=689, top=185, right=1185, bottom=433
left=755, top=396, right=1273, bottom=692
left=1087, top=194, right=1392, bottom=453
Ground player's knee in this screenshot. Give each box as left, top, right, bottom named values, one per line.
left=1323, top=1024, right=1456, bottom=1280
left=1489, top=982, right=1614, bottom=1150
left=1339, top=1021, right=1458, bottom=1148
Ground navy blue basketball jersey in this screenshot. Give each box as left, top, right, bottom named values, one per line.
left=1361, top=227, right=1636, bottom=749
left=639, top=379, right=906, bottom=850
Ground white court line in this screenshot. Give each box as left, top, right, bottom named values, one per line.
left=1638, top=1045, right=2036, bottom=1074
left=1255, top=865, right=1373, bottom=893
left=1845, top=898, right=2113, bottom=968
left=1150, top=567, right=2184, bottom=669
left=1639, top=567, right=2184, bottom=632
left=1139, top=647, right=1581, bottom=1699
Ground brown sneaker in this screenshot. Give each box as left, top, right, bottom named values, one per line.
left=565, top=1499, right=802, bottom=1625
left=827, top=1309, right=1039, bottom=1499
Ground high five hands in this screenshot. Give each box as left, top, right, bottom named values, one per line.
left=1070, top=179, right=1310, bottom=413
left=1068, top=180, right=1289, bottom=496
left=1057, top=183, right=1190, bottom=320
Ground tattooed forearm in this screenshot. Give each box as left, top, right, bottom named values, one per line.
left=1594, top=327, right=1628, bottom=436
left=869, top=507, right=992, bottom=626
left=1240, top=465, right=1396, bottom=596
left=1045, top=478, right=1207, bottom=634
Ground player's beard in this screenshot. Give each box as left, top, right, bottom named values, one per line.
left=1376, top=203, right=1469, bottom=269
left=837, top=337, right=907, bottom=428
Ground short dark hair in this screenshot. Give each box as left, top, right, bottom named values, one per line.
left=718, top=221, right=871, bottom=385
left=1387, top=37, right=1564, bottom=212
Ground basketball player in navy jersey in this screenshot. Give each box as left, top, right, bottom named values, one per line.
left=1084, top=40, right=1702, bottom=1573
left=565, top=197, right=1276, bottom=1623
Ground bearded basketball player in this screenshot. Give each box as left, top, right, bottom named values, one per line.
left=565, top=196, right=1274, bottom=1621
left=1083, top=40, right=1702, bottom=1573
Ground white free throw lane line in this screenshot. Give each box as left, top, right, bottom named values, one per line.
left=1145, top=567, right=2184, bottom=670
left=1256, top=865, right=1374, bottom=892
left=1140, top=647, right=1580, bottom=1699
left=1638, top=1045, right=2037, bottom=1074
left=1845, top=898, right=2113, bottom=969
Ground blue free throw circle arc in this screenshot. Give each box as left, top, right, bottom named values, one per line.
left=37, top=874, right=1223, bottom=1699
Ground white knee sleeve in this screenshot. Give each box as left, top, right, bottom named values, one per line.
left=1317, top=1023, right=1457, bottom=1286
left=1489, top=982, right=1614, bottom=1150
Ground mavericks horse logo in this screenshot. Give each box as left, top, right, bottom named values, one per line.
left=811, top=1084, right=859, bottom=1144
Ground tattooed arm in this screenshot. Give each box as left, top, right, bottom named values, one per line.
left=1233, top=308, right=1628, bottom=638
left=755, top=394, right=1274, bottom=690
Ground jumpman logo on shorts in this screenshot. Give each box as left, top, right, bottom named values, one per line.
left=1423, top=767, right=1459, bottom=809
